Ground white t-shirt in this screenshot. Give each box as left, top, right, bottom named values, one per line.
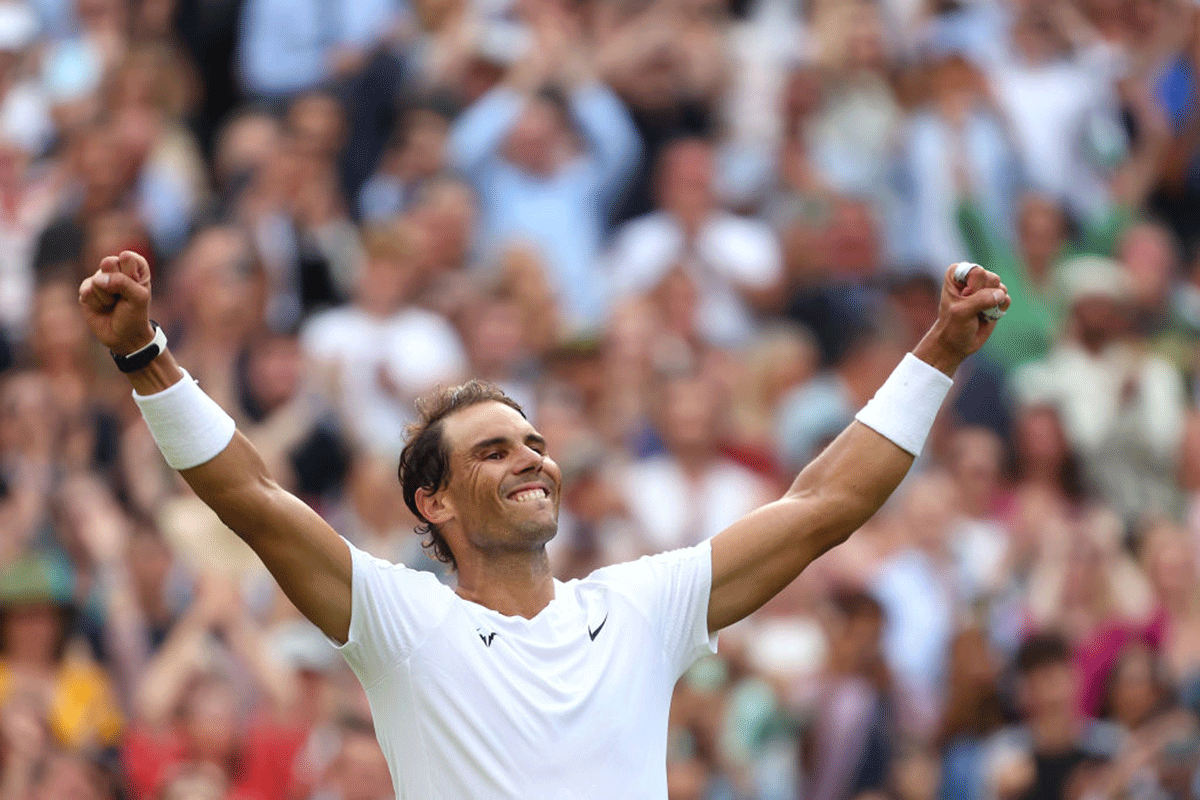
left=333, top=539, right=717, bottom=799
left=605, top=211, right=782, bottom=347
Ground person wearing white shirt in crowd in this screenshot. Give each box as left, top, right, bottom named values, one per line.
left=606, top=138, right=783, bottom=347
left=620, top=368, right=776, bottom=552
left=77, top=249, right=1009, bottom=799
left=1014, top=255, right=1187, bottom=519
left=302, top=223, right=467, bottom=459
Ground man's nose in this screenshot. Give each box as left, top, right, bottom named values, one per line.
left=515, top=445, right=544, bottom=473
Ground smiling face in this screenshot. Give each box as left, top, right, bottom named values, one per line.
left=423, top=402, right=562, bottom=559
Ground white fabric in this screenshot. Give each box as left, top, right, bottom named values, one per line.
left=605, top=211, right=782, bottom=346
left=619, top=455, right=773, bottom=552
left=333, top=539, right=717, bottom=800
left=133, top=370, right=236, bottom=470
left=854, top=353, right=953, bottom=457
left=984, top=44, right=1124, bottom=220
left=1012, top=342, right=1187, bottom=516
left=301, top=306, right=468, bottom=458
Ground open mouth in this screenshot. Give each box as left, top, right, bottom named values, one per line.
left=507, top=487, right=549, bottom=503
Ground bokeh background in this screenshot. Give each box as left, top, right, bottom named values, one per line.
left=0, top=0, right=1198, bottom=797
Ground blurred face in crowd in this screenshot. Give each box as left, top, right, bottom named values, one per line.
left=1120, top=222, right=1177, bottom=310
left=357, top=226, right=428, bottom=315
left=288, top=93, right=347, bottom=162
left=159, top=764, right=229, bottom=800
left=31, top=751, right=107, bottom=800
left=899, top=472, right=957, bottom=552
left=464, top=296, right=527, bottom=377
left=177, top=227, right=259, bottom=336
left=655, top=373, right=722, bottom=465
left=128, top=524, right=173, bottom=616
left=1071, top=293, right=1130, bottom=353
left=182, top=678, right=240, bottom=764
left=1017, top=195, right=1066, bottom=273
left=1014, top=404, right=1070, bottom=478
left=1062, top=529, right=1108, bottom=607
left=505, top=97, right=568, bottom=177
left=0, top=372, right=56, bottom=458
left=1141, top=521, right=1195, bottom=607
left=826, top=198, right=881, bottom=278
left=400, top=109, right=449, bottom=180
left=413, top=180, right=476, bottom=267
left=0, top=138, right=28, bottom=191
left=246, top=333, right=303, bottom=414
left=624, top=44, right=683, bottom=111
left=947, top=427, right=1003, bottom=516
left=333, top=729, right=394, bottom=800
left=1, top=603, right=65, bottom=668
left=1020, top=657, right=1078, bottom=722
left=31, top=280, right=90, bottom=370
left=821, top=597, right=884, bottom=673
left=75, top=0, right=125, bottom=33
left=1106, top=642, right=1163, bottom=729
left=652, top=265, right=700, bottom=341
left=75, top=125, right=132, bottom=212
left=657, top=140, right=714, bottom=226
left=215, top=112, right=281, bottom=193
left=782, top=65, right=823, bottom=135
left=891, top=747, right=940, bottom=800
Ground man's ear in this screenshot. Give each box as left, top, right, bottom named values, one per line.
left=415, top=486, right=454, bottom=526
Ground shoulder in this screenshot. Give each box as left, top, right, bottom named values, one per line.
left=584, top=542, right=713, bottom=597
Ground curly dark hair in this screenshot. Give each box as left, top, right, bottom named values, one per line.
left=397, top=380, right=526, bottom=569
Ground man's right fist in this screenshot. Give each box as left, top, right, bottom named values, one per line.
left=78, top=250, right=155, bottom=355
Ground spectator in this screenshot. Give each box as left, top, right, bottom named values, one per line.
left=802, top=588, right=894, bottom=800
left=448, top=8, right=641, bottom=328
left=301, top=221, right=467, bottom=458
left=0, top=549, right=122, bottom=751
left=1025, top=506, right=1158, bottom=718
left=606, top=137, right=784, bottom=347
left=903, top=52, right=1020, bottom=273
left=619, top=366, right=774, bottom=552
left=937, top=627, right=1006, bottom=800
left=983, top=632, right=1123, bottom=800
left=1014, top=255, right=1188, bottom=519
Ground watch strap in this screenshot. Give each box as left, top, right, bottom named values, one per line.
left=111, top=321, right=167, bottom=373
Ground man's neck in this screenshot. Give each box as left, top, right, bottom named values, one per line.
left=455, top=549, right=556, bottom=619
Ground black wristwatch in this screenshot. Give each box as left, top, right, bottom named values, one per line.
left=111, top=321, right=167, bottom=373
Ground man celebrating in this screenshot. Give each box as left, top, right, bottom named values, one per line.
left=79, top=251, right=1008, bottom=798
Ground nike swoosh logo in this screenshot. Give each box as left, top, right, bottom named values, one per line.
left=588, top=614, right=608, bottom=641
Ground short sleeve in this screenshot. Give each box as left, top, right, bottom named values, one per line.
left=594, top=541, right=717, bottom=678
left=333, top=541, right=455, bottom=689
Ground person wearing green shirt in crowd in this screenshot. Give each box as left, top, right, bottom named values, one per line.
left=956, top=192, right=1132, bottom=373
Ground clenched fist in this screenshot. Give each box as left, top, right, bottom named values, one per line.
left=78, top=250, right=155, bottom=355
left=913, top=262, right=1011, bottom=376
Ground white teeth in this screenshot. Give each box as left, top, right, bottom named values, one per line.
left=510, top=488, right=548, bottom=503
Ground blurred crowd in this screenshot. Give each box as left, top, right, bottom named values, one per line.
left=0, top=0, right=1199, bottom=797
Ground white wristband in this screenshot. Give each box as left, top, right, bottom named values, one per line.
left=854, top=353, right=953, bottom=457
left=132, top=370, right=236, bottom=470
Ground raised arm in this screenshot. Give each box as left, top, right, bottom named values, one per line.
left=707, top=264, right=1010, bottom=632
left=78, top=251, right=352, bottom=643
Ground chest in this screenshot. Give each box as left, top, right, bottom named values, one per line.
left=398, top=602, right=670, bottom=764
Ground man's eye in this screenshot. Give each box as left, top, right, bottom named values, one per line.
left=485, top=451, right=504, bottom=460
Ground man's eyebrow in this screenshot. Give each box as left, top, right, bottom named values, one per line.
left=470, top=436, right=509, bottom=453
left=469, top=433, right=547, bottom=453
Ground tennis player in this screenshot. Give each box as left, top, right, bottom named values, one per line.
left=80, top=251, right=1008, bottom=798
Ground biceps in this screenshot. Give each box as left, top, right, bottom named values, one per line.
left=707, top=498, right=832, bottom=631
